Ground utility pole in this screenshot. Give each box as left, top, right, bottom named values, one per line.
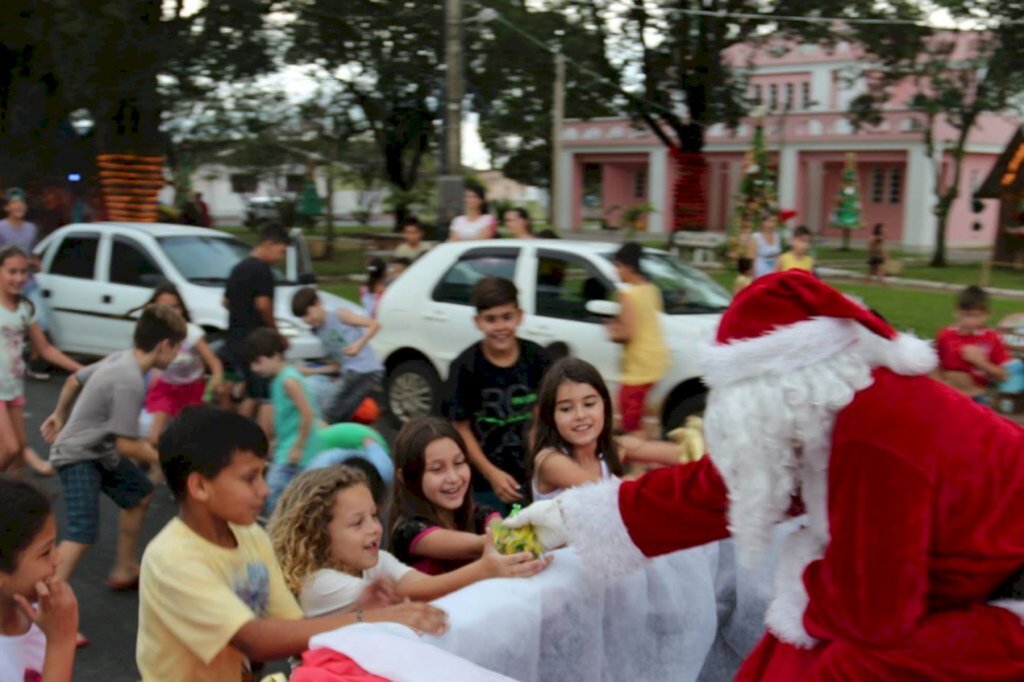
left=549, top=51, right=565, bottom=230
left=438, top=0, right=464, bottom=239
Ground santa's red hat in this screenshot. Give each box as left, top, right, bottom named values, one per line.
left=701, top=271, right=937, bottom=387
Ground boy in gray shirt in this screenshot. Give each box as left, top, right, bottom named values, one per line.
left=42, top=305, right=186, bottom=591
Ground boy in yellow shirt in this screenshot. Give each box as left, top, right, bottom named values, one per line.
left=776, top=225, right=815, bottom=273
left=137, top=405, right=447, bottom=682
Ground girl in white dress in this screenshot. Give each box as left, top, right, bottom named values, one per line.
left=747, top=216, right=782, bottom=278
left=448, top=184, right=497, bottom=241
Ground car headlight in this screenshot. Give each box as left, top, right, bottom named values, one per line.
left=276, top=319, right=302, bottom=338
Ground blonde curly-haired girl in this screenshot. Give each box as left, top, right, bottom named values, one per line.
left=268, top=465, right=547, bottom=618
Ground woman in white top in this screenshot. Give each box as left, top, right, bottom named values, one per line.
left=747, top=215, right=782, bottom=278
left=448, top=184, right=497, bottom=241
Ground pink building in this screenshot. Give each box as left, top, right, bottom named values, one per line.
left=553, top=37, right=1021, bottom=250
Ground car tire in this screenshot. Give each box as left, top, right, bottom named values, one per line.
left=387, top=360, right=441, bottom=424
left=663, top=392, right=707, bottom=434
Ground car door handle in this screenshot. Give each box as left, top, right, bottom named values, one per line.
left=102, top=295, right=113, bottom=304
left=41, top=289, right=51, bottom=299
left=423, top=311, right=447, bottom=322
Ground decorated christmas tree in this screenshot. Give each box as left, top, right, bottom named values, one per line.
left=831, top=153, right=863, bottom=251
left=727, top=118, right=778, bottom=258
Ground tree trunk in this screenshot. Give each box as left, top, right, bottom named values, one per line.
left=842, top=228, right=851, bottom=251
left=931, top=206, right=950, bottom=267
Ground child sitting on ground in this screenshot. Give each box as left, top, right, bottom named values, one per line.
left=292, top=287, right=384, bottom=425
left=270, top=465, right=547, bottom=618
left=776, top=225, right=815, bottom=273
left=0, top=477, right=79, bottom=682
left=137, top=405, right=447, bottom=682
left=936, top=285, right=1010, bottom=405
left=389, top=418, right=544, bottom=575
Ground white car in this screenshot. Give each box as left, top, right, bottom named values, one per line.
left=34, top=222, right=353, bottom=359
left=373, top=239, right=731, bottom=431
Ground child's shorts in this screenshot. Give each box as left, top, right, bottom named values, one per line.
left=619, top=383, right=653, bottom=433
left=144, top=377, right=206, bottom=416
left=57, top=458, right=154, bottom=544
left=0, top=395, right=26, bottom=411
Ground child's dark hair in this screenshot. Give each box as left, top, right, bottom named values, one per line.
left=0, top=245, right=36, bottom=318
left=792, top=225, right=812, bottom=239
left=529, top=357, right=623, bottom=481
left=159, top=405, right=268, bottom=502
left=957, top=285, right=989, bottom=312
left=0, top=477, right=52, bottom=573
left=465, top=183, right=489, bottom=214
left=259, top=223, right=291, bottom=245
left=392, top=256, right=412, bottom=269
left=613, top=241, right=644, bottom=276
left=134, top=304, right=187, bottom=352
left=391, top=417, right=475, bottom=535
left=402, top=217, right=422, bottom=231
left=244, top=327, right=288, bottom=363
left=366, top=257, right=387, bottom=290
left=129, top=283, right=192, bottom=323
left=737, top=257, right=753, bottom=275
left=505, top=207, right=533, bottom=232
left=291, top=286, right=321, bottom=318
left=873, top=222, right=885, bottom=237
left=470, top=276, right=519, bottom=312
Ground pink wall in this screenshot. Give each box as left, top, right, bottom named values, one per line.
left=602, top=163, right=647, bottom=229
left=944, top=152, right=1001, bottom=246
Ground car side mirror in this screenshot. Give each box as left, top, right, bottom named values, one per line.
left=585, top=300, right=621, bottom=318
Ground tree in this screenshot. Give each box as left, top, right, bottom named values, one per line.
left=733, top=118, right=778, bottom=232
left=831, top=153, right=863, bottom=251
left=466, top=2, right=615, bottom=189
left=850, top=11, right=1024, bottom=266
left=551, top=0, right=924, bottom=232
left=286, top=1, right=444, bottom=229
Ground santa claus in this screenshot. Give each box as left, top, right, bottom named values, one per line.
left=507, top=271, right=1024, bottom=680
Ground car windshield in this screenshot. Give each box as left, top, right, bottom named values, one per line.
left=604, top=252, right=731, bottom=314
left=158, top=236, right=291, bottom=285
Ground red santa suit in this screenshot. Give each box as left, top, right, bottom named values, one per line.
left=552, top=272, right=1024, bottom=680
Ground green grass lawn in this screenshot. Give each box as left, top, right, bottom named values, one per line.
left=322, top=282, right=360, bottom=303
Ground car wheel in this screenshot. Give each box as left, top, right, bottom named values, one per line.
left=387, top=360, right=440, bottom=423
left=663, top=392, right=707, bottom=434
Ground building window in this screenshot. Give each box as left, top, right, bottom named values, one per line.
left=785, top=83, right=794, bottom=110
left=870, top=167, right=885, bottom=204
left=888, top=168, right=903, bottom=204
left=769, top=84, right=778, bottom=110
left=634, top=169, right=647, bottom=199
left=751, top=84, right=762, bottom=104
left=801, top=82, right=812, bottom=109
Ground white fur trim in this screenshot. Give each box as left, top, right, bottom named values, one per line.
left=764, top=527, right=825, bottom=649
left=557, top=478, right=648, bottom=582
left=990, top=599, right=1024, bottom=627
left=701, top=317, right=937, bottom=388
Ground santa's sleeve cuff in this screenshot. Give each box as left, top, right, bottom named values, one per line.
left=558, top=478, right=648, bottom=582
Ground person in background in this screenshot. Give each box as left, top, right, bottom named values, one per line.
left=195, top=193, right=212, bottom=228
left=0, top=188, right=50, bottom=382
left=747, top=214, right=782, bottom=278
left=448, top=184, right=497, bottom=242
left=394, top=217, right=431, bottom=261
left=503, top=207, right=535, bottom=239
left=607, top=242, right=668, bottom=438
left=388, top=257, right=412, bottom=283
left=734, top=257, right=754, bottom=295
left=868, top=222, right=887, bottom=282
left=359, top=258, right=387, bottom=318
left=936, top=285, right=1010, bottom=405
left=776, top=225, right=815, bottom=273
left=223, top=224, right=289, bottom=428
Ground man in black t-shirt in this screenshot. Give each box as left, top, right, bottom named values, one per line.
left=223, top=224, right=289, bottom=424
left=446, top=277, right=549, bottom=515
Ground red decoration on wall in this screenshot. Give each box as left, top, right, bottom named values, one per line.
left=670, top=148, right=706, bottom=232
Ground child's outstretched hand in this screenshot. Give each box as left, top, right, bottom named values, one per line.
left=15, top=578, right=79, bottom=648
left=480, top=526, right=552, bottom=579
left=503, top=500, right=569, bottom=551
left=364, top=601, right=449, bottom=636
left=356, top=576, right=402, bottom=611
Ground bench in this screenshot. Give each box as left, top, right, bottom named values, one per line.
left=672, top=231, right=727, bottom=264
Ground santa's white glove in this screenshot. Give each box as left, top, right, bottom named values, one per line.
left=502, top=500, right=569, bottom=551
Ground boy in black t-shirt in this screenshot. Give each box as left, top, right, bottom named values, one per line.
left=223, top=224, right=289, bottom=426
left=446, top=277, right=549, bottom=515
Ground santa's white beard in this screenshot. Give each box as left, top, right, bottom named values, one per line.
left=703, top=348, right=876, bottom=567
